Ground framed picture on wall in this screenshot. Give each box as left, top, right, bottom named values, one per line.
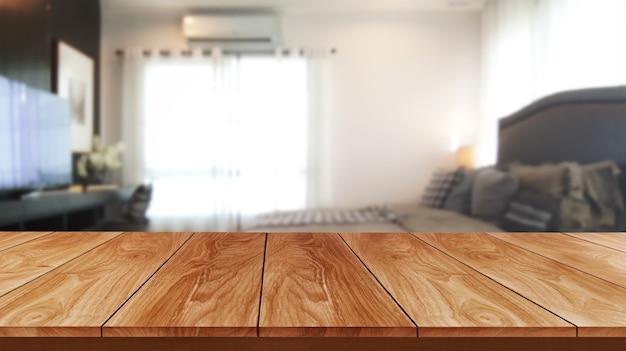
left=54, top=40, right=94, bottom=152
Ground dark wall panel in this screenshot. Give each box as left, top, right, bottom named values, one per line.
left=0, top=0, right=51, bottom=91
left=0, top=0, right=101, bottom=134
left=50, top=0, right=101, bottom=134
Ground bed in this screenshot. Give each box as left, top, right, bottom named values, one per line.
left=245, top=85, right=626, bottom=233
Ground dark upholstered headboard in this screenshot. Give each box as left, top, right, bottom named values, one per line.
left=497, top=85, right=626, bottom=202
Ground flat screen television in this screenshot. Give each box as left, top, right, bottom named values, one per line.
left=0, top=75, right=72, bottom=197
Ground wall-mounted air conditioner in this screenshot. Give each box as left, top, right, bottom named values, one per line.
left=182, top=14, right=282, bottom=51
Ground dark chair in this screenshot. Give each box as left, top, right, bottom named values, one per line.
left=93, top=184, right=153, bottom=231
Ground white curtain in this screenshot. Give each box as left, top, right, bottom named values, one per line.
left=121, top=49, right=332, bottom=231
left=304, top=49, right=334, bottom=208
left=479, top=0, right=626, bottom=165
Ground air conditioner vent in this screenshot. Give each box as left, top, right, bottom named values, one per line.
left=188, top=37, right=274, bottom=44
left=183, top=14, right=282, bottom=49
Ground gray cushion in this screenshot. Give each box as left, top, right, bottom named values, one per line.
left=442, top=170, right=477, bottom=215
left=508, top=162, right=583, bottom=200
left=501, top=202, right=553, bottom=231
left=509, top=189, right=561, bottom=230
left=443, top=167, right=493, bottom=215
left=471, top=168, right=519, bottom=222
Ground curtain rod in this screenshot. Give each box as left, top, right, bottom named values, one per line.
left=114, top=48, right=337, bottom=57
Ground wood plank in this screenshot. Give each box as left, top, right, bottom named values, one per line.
left=490, top=233, right=626, bottom=289
left=0, top=232, right=121, bottom=297
left=0, top=232, right=52, bottom=252
left=0, top=232, right=192, bottom=337
left=259, top=233, right=415, bottom=337
left=415, top=233, right=626, bottom=337
left=103, top=233, right=266, bottom=337
left=340, top=233, right=574, bottom=337
left=565, top=233, right=626, bottom=253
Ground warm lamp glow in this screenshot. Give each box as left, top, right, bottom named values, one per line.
left=456, top=145, right=476, bottom=169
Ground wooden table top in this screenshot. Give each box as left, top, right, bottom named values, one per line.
left=0, top=231, right=625, bottom=340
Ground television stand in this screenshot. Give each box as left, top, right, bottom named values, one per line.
left=0, top=187, right=132, bottom=231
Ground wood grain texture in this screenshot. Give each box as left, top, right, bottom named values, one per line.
left=104, top=233, right=266, bottom=337
left=490, top=233, right=626, bottom=289
left=0, top=232, right=52, bottom=252
left=259, top=233, right=415, bottom=337
left=564, top=233, right=626, bottom=253
left=0, top=231, right=121, bottom=297
left=0, top=232, right=191, bottom=337
left=341, top=233, right=574, bottom=337
left=414, top=233, right=626, bottom=337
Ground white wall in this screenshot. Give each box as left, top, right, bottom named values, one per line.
left=101, top=9, right=481, bottom=208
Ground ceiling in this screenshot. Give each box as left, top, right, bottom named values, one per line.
left=101, top=0, right=485, bottom=13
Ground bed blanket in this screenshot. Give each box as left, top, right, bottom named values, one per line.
left=245, top=205, right=398, bottom=230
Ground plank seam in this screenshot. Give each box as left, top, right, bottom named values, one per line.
left=99, top=232, right=197, bottom=337
left=257, top=233, right=268, bottom=337
left=0, top=231, right=54, bottom=254
left=482, top=233, right=598, bottom=338
left=487, top=233, right=626, bottom=291
left=408, top=232, right=579, bottom=336
left=0, top=232, right=125, bottom=300
left=561, top=232, right=626, bottom=254
left=337, top=233, right=418, bottom=337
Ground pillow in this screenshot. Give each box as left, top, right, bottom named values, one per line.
left=419, top=168, right=465, bottom=208
left=124, top=184, right=153, bottom=223
left=508, top=162, right=583, bottom=200
left=500, top=190, right=560, bottom=231
left=559, top=197, right=593, bottom=231
left=501, top=202, right=553, bottom=232
left=470, top=168, right=518, bottom=222
left=581, top=160, right=624, bottom=230
left=443, top=166, right=492, bottom=215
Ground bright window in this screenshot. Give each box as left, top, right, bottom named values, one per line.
left=141, top=55, right=309, bottom=229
